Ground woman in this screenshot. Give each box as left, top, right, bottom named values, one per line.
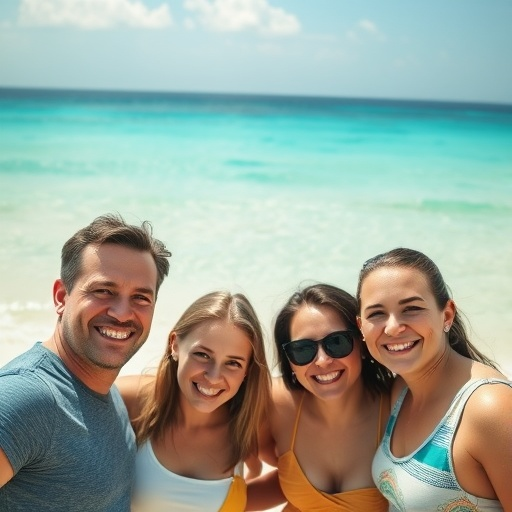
left=249, top=284, right=393, bottom=511
left=357, top=248, right=512, bottom=511
left=117, top=291, right=271, bottom=512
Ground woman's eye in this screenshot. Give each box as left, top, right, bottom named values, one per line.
left=366, top=310, right=384, bottom=319
left=193, top=352, right=209, bottom=359
left=404, top=306, right=423, bottom=313
left=227, top=360, right=243, bottom=369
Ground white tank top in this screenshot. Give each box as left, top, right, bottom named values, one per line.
left=132, top=440, right=242, bottom=512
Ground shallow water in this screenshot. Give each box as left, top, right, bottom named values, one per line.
left=1, top=88, right=511, bottom=376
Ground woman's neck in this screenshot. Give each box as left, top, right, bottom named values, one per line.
left=304, top=381, right=377, bottom=428
left=403, top=348, right=473, bottom=402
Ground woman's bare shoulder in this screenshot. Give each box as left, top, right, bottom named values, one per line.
left=115, top=373, right=155, bottom=419
left=467, top=377, right=512, bottom=415
left=464, top=380, right=512, bottom=473
left=268, top=378, right=305, bottom=430
left=271, top=377, right=302, bottom=409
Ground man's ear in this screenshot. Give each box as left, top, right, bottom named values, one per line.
left=53, top=279, right=67, bottom=316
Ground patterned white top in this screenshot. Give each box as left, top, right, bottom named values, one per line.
left=372, top=378, right=511, bottom=512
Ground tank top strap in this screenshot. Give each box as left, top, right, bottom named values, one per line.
left=233, top=460, right=244, bottom=477
left=289, top=392, right=306, bottom=451
left=445, top=377, right=511, bottom=427
left=385, top=386, right=408, bottom=440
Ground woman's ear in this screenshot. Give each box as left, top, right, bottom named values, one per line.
left=169, top=332, right=178, bottom=361
left=443, top=299, right=456, bottom=329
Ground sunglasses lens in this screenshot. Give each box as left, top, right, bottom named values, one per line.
left=283, top=331, right=354, bottom=366
left=324, top=332, right=353, bottom=358
left=284, top=340, right=317, bottom=366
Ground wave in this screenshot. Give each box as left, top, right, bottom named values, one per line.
left=387, top=199, right=512, bottom=215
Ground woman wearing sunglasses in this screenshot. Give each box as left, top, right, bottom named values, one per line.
left=357, top=248, right=512, bottom=511
left=248, top=283, right=393, bottom=511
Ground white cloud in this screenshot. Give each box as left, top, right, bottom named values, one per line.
left=183, top=0, right=300, bottom=36
left=346, top=18, right=385, bottom=43
left=18, top=0, right=172, bottom=29
left=358, top=19, right=377, bottom=34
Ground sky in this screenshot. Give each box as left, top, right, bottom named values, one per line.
left=0, top=0, right=511, bottom=104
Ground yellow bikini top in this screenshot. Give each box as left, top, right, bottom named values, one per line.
left=218, top=464, right=247, bottom=512
left=277, top=393, right=388, bottom=512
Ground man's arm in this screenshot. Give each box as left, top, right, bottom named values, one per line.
left=0, top=371, right=55, bottom=488
left=0, top=447, right=14, bottom=488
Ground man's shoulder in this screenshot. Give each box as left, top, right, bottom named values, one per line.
left=0, top=369, right=56, bottom=413
left=2, top=342, right=49, bottom=371
left=0, top=344, right=61, bottom=408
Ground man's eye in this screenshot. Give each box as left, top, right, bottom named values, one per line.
left=134, top=295, right=153, bottom=305
left=94, top=289, right=112, bottom=296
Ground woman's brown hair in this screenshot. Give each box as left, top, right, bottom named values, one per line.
left=133, top=291, right=271, bottom=469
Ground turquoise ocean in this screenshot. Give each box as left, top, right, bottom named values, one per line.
left=1, top=88, right=511, bottom=377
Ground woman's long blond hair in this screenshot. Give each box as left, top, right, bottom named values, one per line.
left=133, top=291, right=271, bottom=469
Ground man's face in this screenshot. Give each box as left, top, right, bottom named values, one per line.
left=55, top=243, right=158, bottom=372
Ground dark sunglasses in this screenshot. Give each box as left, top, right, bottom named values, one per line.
left=282, top=330, right=354, bottom=366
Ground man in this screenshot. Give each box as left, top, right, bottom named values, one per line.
left=0, top=213, right=172, bottom=511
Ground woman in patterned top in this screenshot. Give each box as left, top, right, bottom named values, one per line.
left=357, top=248, right=512, bottom=511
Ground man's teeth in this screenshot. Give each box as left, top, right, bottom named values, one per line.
left=99, top=327, right=130, bottom=339
left=315, top=371, right=340, bottom=383
left=386, top=341, right=415, bottom=352
left=196, top=385, right=221, bottom=397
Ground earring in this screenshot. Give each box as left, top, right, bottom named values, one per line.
left=291, top=372, right=297, bottom=384
left=444, top=325, right=450, bottom=333
left=171, top=352, right=178, bottom=361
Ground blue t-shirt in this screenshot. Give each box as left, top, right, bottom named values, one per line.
left=0, top=342, right=136, bottom=511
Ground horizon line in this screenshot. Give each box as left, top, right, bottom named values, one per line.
left=0, top=85, right=511, bottom=110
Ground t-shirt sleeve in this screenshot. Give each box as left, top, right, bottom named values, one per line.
left=0, top=371, right=56, bottom=473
